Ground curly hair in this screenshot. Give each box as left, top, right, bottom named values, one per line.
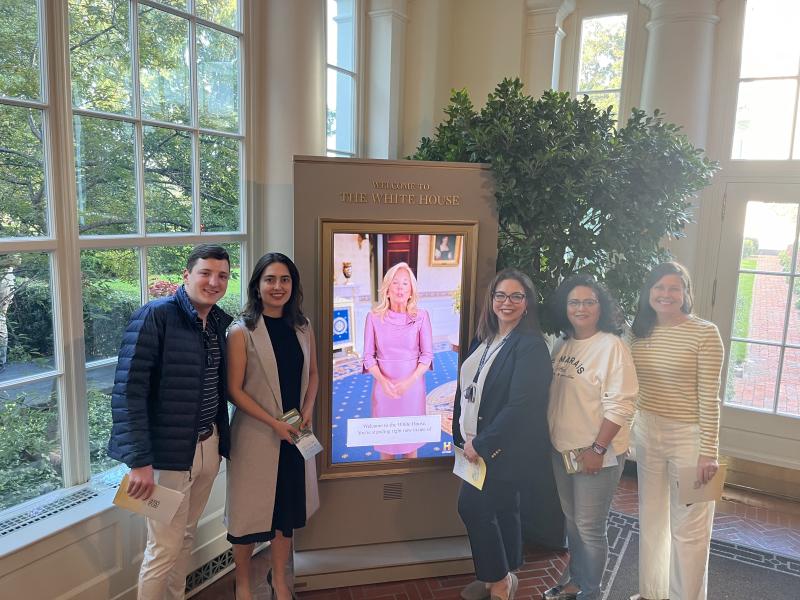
left=548, top=273, right=624, bottom=338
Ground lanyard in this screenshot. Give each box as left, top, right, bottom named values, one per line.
left=472, top=334, right=509, bottom=386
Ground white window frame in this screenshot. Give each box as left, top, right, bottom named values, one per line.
left=0, top=0, right=251, bottom=516
left=325, top=0, right=362, bottom=157
left=728, top=0, right=800, bottom=161
left=560, top=0, right=647, bottom=124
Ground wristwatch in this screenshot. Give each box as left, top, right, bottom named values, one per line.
left=590, top=441, right=608, bottom=456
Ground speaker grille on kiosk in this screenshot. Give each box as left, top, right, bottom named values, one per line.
left=383, top=482, right=403, bottom=500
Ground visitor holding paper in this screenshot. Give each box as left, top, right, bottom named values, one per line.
left=629, top=262, right=724, bottom=600
left=453, top=269, right=552, bottom=600
left=225, top=253, right=320, bottom=600
left=545, top=275, right=637, bottom=600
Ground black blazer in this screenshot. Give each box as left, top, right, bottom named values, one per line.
left=452, top=328, right=552, bottom=482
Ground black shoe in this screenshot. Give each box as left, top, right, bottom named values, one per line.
left=543, top=585, right=581, bottom=600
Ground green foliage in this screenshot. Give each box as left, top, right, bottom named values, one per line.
left=777, top=247, right=800, bottom=308
left=88, top=388, right=116, bottom=475
left=0, top=0, right=40, bottom=100
left=412, top=79, right=718, bottom=327
left=732, top=258, right=756, bottom=364
left=0, top=396, right=61, bottom=510
left=577, top=15, right=627, bottom=116
left=742, top=238, right=759, bottom=259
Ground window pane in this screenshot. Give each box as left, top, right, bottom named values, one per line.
left=197, top=26, right=240, bottom=133
left=74, top=115, right=137, bottom=235
left=0, top=378, right=62, bottom=510
left=197, top=0, right=239, bottom=30
left=327, top=69, right=356, bottom=154
left=794, top=101, right=800, bottom=160
left=147, top=245, right=192, bottom=301
left=778, top=347, right=800, bottom=416
left=741, top=201, right=797, bottom=273
left=153, top=0, right=188, bottom=11
left=146, top=244, right=241, bottom=316
left=732, top=79, right=797, bottom=160
left=0, top=252, right=55, bottom=382
left=725, top=341, right=778, bottom=411
left=0, top=0, right=41, bottom=100
left=739, top=0, right=800, bottom=79
left=584, top=91, right=620, bottom=119
left=733, top=273, right=788, bottom=344
left=139, top=5, right=190, bottom=125
left=0, top=105, right=48, bottom=237
left=69, top=0, right=132, bottom=114
left=200, top=135, right=241, bottom=232
left=785, top=280, right=800, bottom=347
left=143, top=126, right=192, bottom=233
left=87, top=366, right=118, bottom=475
left=577, top=14, right=627, bottom=92
left=81, top=248, right=141, bottom=362
left=218, top=242, right=241, bottom=317
left=327, top=0, right=355, bottom=72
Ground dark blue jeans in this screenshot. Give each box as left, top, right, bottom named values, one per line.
left=458, top=478, right=522, bottom=583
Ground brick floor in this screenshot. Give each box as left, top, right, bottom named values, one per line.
left=192, top=474, right=800, bottom=600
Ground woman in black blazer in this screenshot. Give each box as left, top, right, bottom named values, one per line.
left=453, top=268, right=553, bottom=600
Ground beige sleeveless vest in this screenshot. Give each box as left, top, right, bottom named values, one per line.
left=225, top=317, right=320, bottom=537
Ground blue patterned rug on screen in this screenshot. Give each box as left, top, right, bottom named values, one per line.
left=331, top=344, right=457, bottom=463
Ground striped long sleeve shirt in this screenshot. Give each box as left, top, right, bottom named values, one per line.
left=630, top=316, right=724, bottom=458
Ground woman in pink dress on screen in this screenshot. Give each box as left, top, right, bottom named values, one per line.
left=363, top=262, right=434, bottom=460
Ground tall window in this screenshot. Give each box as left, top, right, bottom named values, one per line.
left=576, top=14, right=628, bottom=119
left=731, top=0, right=800, bottom=160
left=726, top=200, right=800, bottom=417
left=0, top=0, right=244, bottom=513
left=326, top=0, right=357, bottom=157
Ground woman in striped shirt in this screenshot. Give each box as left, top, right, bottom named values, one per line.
left=629, top=262, right=724, bottom=600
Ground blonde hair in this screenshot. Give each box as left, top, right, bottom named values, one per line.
left=373, top=262, right=419, bottom=320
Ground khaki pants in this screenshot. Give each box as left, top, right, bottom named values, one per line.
left=138, top=430, right=221, bottom=600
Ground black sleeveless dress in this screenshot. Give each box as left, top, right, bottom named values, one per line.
left=226, top=315, right=307, bottom=544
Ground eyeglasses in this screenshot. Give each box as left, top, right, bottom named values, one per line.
left=567, top=299, right=599, bottom=308
left=492, top=292, right=526, bottom=304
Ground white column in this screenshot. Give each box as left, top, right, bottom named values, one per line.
left=401, top=0, right=453, bottom=157
left=248, top=0, right=325, bottom=257
left=366, top=0, right=408, bottom=158
left=639, top=0, right=720, bottom=271
left=640, top=0, right=720, bottom=146
left=524, top=0, right=575, bottom=95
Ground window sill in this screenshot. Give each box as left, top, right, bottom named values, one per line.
left=0, top=466, right=126, bottom=558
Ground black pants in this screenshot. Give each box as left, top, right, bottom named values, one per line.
left=458, top=478, right=522, bottom=583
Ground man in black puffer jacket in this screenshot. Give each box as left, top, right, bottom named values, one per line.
left=108, top=244, right=233, bottom=600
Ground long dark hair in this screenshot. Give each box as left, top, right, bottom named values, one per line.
left=548, top=274, right=624, bottom=338
left=241, top=253, right=307, bottom=330
left=631, top=261, right=693, bottom=338
left=475, top=268, right=540, bottom=342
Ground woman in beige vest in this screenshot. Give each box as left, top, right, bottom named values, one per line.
left=226, top=253, right=320, bottom=600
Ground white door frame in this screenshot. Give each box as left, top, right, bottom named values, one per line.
left=712, top=181, right=800, bottom=469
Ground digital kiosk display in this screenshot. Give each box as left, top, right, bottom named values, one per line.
left=329, top=230, right=467, bottom=465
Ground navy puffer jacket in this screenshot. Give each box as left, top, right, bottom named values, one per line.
left=107, top=286, right=233, bottom=471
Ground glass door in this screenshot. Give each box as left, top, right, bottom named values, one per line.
left=712, top=182, right=800, bottom=467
